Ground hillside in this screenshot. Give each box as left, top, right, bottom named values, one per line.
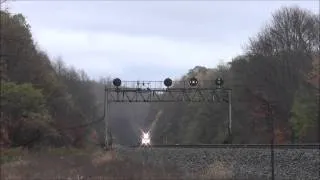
left=146, top=6, right=319, bottom=144
left=0, top=10, right=143, bottom=149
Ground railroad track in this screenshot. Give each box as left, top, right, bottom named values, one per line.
left=129, top=144, right=320, bottom=149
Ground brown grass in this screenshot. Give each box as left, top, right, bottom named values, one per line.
left=1, top=148, right=236, bottom=180
left=0, top=148, right=184, bottom=180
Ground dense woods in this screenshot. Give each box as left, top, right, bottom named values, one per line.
left=145, top=6, right=319, bottom=144
left=0, top=6, right=319, bottom=150
left=0, top=9, right=106, bottom=148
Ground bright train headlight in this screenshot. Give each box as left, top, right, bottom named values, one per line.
left=143, top=132, right=149, bottom=139
left=141, top=131, right=151, bottom=145
left=142, top=138, right=150, bottom=145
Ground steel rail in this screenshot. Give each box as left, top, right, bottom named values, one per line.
left=129, top=144, right=320, bottom=149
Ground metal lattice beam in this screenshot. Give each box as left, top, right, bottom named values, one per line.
left=105, top=80, right=231, bottom=103
left=106, top=87, right=231, bottom=102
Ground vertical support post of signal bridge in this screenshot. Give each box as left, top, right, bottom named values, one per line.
left=268, top=102, right=275, bottom=180
left=104, top=85, right=110, bottom=150
left=228, top=89, right=232, bottom=139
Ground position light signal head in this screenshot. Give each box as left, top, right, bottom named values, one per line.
left=164, top=78, right=173, bottom=87
left=215, top=77, right=224, bottom=86
left=189, top=77, right=198, bottom=86
left=113, top=78, right=121, bottom=87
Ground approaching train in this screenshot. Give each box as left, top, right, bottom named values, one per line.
left=140, top=131, right=151, bottom=146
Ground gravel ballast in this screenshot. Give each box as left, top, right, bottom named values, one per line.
left=114, top=145, right=320, bottom=180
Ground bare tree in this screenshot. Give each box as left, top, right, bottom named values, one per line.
left=1, top=0, right=9, bottom=10
left=247, top=6, right=319, bottom=56
left=0, top=0, right=8, bottom=4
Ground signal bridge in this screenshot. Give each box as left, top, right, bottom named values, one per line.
left=105, top=77, right=231, bottom=103
left=103, top=77, right=232, bottom=150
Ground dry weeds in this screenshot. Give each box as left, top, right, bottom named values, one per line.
left=1, top=148, right=236, bottom=180
left=0, top=148, right=183, bottom=180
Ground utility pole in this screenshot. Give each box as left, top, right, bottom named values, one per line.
left=266, top=101, right=275, bottom=180
left=228, top=89, right=232, bottom=139
left=104, top=85, right=112, bottom=150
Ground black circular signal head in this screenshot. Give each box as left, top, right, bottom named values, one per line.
left=164, top=78, right=173, bottom=87
left=189, top=77, right=198, bottom=86
left=113, top=78, right=122, bottom=87
left=215, top=77, right=224, bottom=86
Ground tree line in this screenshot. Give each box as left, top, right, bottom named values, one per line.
left=1, top=9, right=106, bottom=148
left=145, top=6, right=319, bottom=144
left=0, top=8, right=150, bottom=148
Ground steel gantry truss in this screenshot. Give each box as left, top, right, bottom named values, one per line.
left=107, top=87, right=231, bottom=102
left=103, top=77, right=233, bottom=149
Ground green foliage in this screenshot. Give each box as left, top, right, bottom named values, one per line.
left=0, top=82, right=58, bottom=147
left=1, top=82, right=48, bottom=117
left=290, top=85, right=318, bottom=142
left=0, top=148, right=25, bottom=164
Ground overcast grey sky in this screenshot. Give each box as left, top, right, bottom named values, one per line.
left=5, top=0, right=319, bottom=80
